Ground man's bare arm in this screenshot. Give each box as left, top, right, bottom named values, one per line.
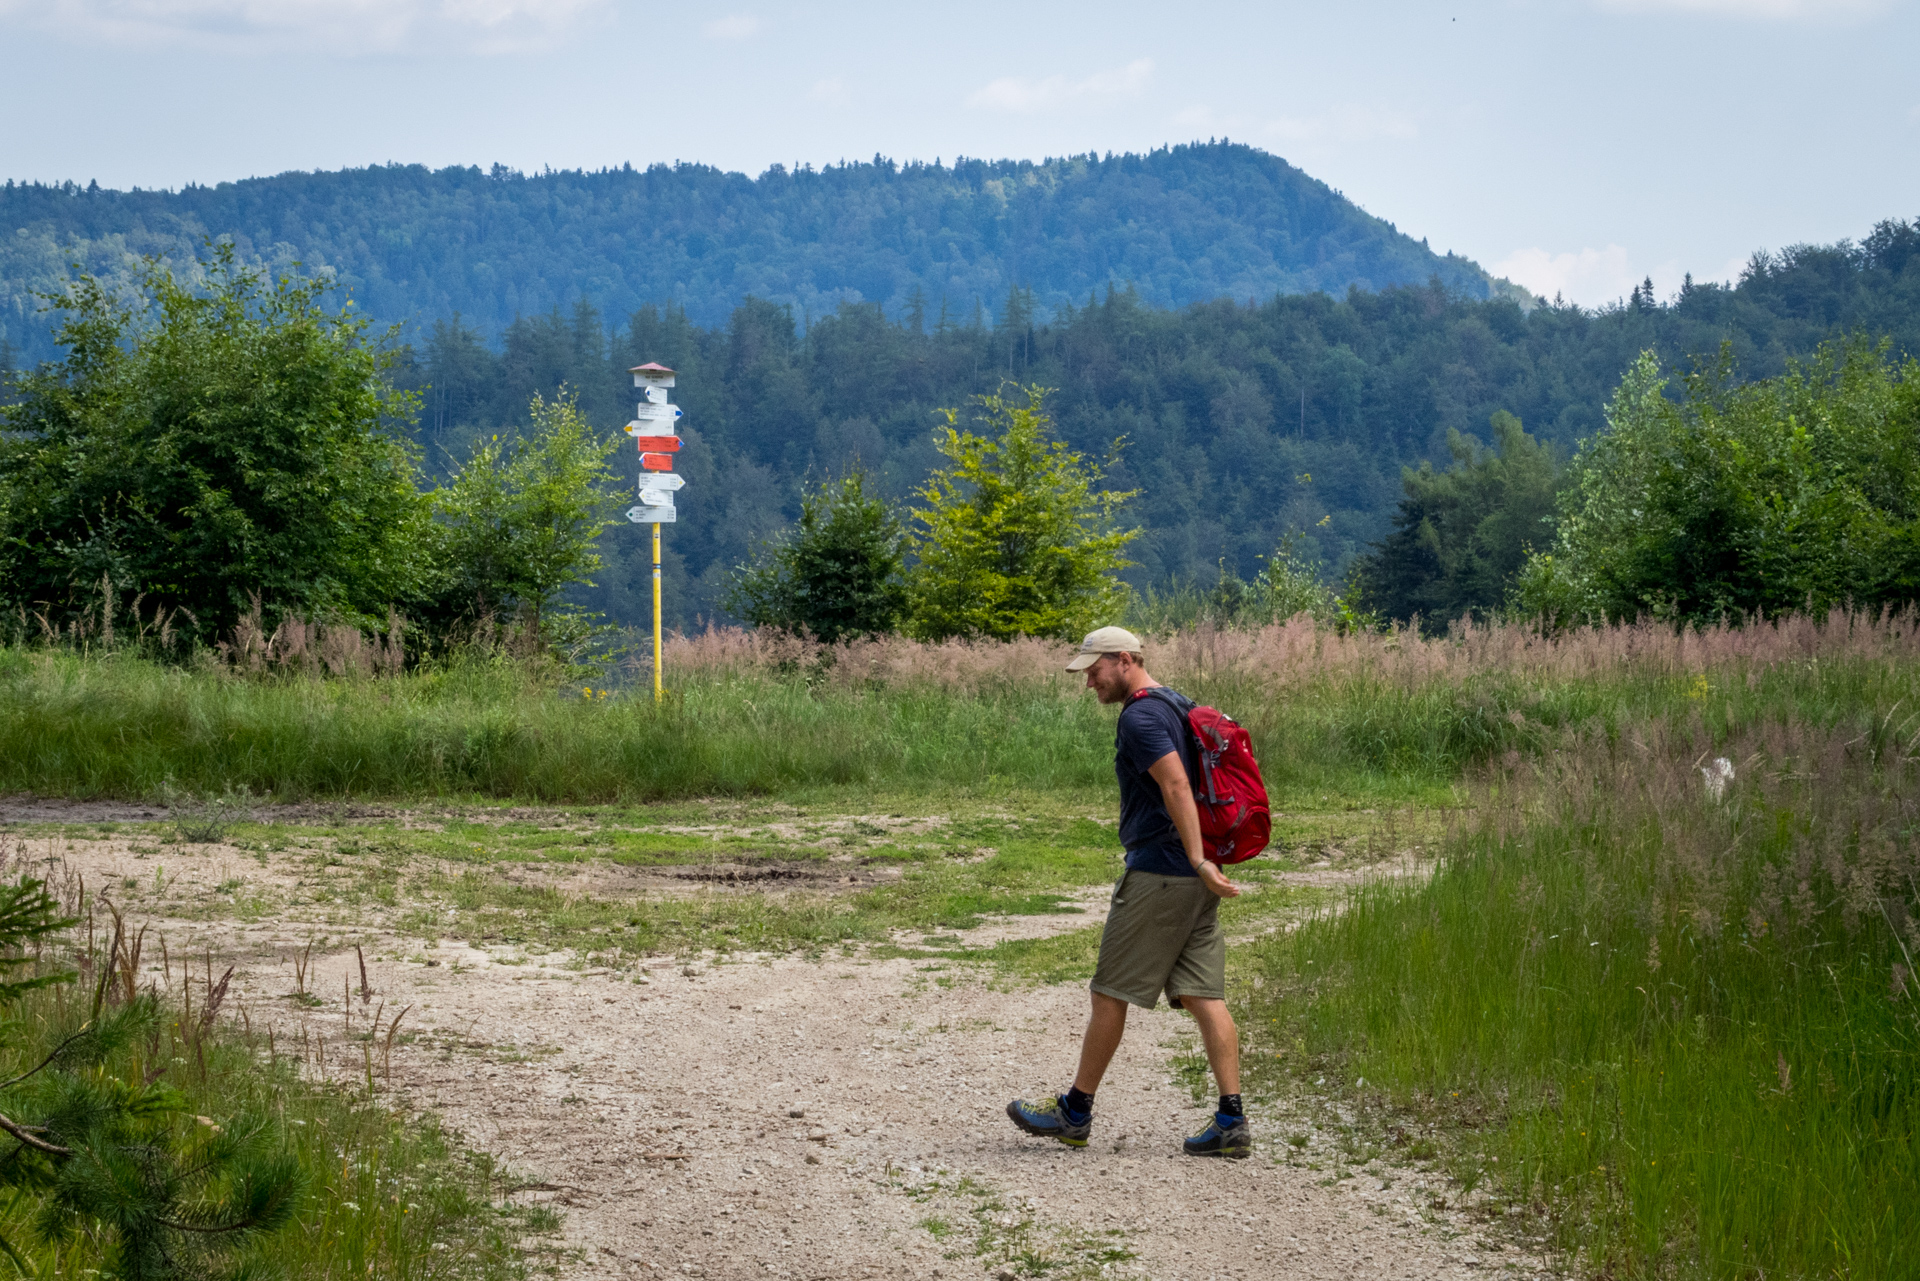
left=1147, top=751, right=1239, bottom=898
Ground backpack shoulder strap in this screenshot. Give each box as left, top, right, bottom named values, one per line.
left=1131, top=686, right=1225, bottom=803
left=1129, top=685, right=1195, bottom=715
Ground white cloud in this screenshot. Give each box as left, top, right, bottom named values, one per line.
left=1500, top=247, right=1759, bottom=306
left=809, top=76, right=849, bottom=105
left=0, top=0, right=607, bottom=54
left=966, top=58, right=1152, bottom=113
left=1493, top=245, right=1639, bottom=305
left=701, top=12, right=759, bottom=39
left=1266, top=105, right=1418, bottom=145
left=1591, top=0, right=1889, bottom=19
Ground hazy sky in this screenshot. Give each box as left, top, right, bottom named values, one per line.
left=1, top=0, right=1915, bottom=306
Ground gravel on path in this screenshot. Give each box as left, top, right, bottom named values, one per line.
left=26, top=832, right=1545, bottom=1281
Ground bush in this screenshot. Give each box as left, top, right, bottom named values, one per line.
left=0, top=862, right=546, bottom=1278
left=0, top=881, right=302, bottom=1276
left=0, top=246, right=427, bottom=641
left=426, top=390, right=619, bottom=636
left=1127, top=533, right=1364, bottom=633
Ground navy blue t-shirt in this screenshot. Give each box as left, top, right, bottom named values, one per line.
left=1114, top=687, right=1201, bottom=878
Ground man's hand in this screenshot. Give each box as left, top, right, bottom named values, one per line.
left=1197, top=860, right=1240, bottom=898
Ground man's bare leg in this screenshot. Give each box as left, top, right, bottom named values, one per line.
left=1181, top=997, right=1241, bottom=1096
left=1072, top=992, right=1129, bottom=1094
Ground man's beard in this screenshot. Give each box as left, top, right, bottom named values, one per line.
left=1093, top=673, right=1128, bottom=704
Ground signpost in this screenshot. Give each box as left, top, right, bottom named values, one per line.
left=626, top=363, right=684, bottom=702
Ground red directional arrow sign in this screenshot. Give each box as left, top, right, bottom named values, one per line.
left=631, top=436, right=681, bottom=452
left=640, top=452, right=677, bottom=471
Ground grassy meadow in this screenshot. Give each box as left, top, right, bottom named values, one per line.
left=6, top=610, right=1917, bottom=807
left=3, top=609, right=1918, bottom=1278
left=1244, top=712, right=1920, bottom=1278
left=1232, top=619, right=1920, bottom=1279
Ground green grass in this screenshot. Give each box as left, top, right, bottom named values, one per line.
left=1247, top=711, right=1920, bottom=1278
left=395, top=808, right=1143, bottom=959
left=9, top=615, right=1917, bottom=808
left=106, top=801, right=1345, bottom=964
left=866, top=865, right=1332, bottom=986
left=892, top=1169, right=1136, bottom=1280
left=0, top=647, right=1123, bottom=803
left=0, top=926, right=552, bottom=1278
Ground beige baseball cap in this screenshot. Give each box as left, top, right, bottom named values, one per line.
left=1065, top=625, right=1145, bottom=671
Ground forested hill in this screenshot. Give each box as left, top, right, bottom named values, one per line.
left=0, top=143, right=1516, bottom=360
left=395, top=218, right=1917, bottom=632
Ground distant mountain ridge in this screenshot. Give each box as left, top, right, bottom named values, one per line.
left=1, top=142, right=1523, bottom=356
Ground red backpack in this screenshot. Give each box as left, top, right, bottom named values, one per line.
left=1131, top=687, right=1272, bottom=865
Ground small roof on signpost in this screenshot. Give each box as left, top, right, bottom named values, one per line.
left=630, top=362, right=676, bottom=388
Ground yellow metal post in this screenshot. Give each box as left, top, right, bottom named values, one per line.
left=652, top=522, right=663, bottom=703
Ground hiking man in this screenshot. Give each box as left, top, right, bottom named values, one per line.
left=1007, top=626, right=1251, bottom=1158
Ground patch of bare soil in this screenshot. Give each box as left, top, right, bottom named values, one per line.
left=0, top=795, right=172, bottom=824
left=657, top=861, right=901, bottom=888
left=475, top=858, right=906, bottom=904
left=31, top=836, right=1542, bottom=1281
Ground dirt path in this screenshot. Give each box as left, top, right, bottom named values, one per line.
left=27, top=832, right=1544, bottom=1281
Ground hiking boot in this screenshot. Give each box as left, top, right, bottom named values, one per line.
left=1006, top=1093, right=1091, bottom=1148
left=1183, top=1114, right=1252, bottom=1158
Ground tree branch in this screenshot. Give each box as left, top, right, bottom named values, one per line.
left=0, top=1112, right=69, bottom=1157
left=0, top=1021, right=94, bottom=1090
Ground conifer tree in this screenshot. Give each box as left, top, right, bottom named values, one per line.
left=725, top=469, right=908, bottom=642
left=907, top=386, right=1137, bottom=641
left=0, top=878, right=303, bottom=1277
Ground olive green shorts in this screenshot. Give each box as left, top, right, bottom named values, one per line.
left=1089, top=869, right=1226, bottom=1010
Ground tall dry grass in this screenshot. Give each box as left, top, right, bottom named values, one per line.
left=655, top=606, right=1920, bottom=692
left=220, top=600, right=409, bottom=678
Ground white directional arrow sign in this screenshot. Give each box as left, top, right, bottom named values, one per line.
left=627, top=503, right=675, bottom=524
left=638, top=472, right=686, bottom=493
left=627, top=404, right=684, bottom=430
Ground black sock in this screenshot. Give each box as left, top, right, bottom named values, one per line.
left=1063, top=1086, right=1094, bottom=1121
left=1217, top=1093, right=1243, bottom=1120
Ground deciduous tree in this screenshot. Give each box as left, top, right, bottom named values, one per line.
left=1516, top=340, right=1920, bottom=625
left=0, top=247, right=427, bottom=640
left=427, top=390, right=618, bottom=634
